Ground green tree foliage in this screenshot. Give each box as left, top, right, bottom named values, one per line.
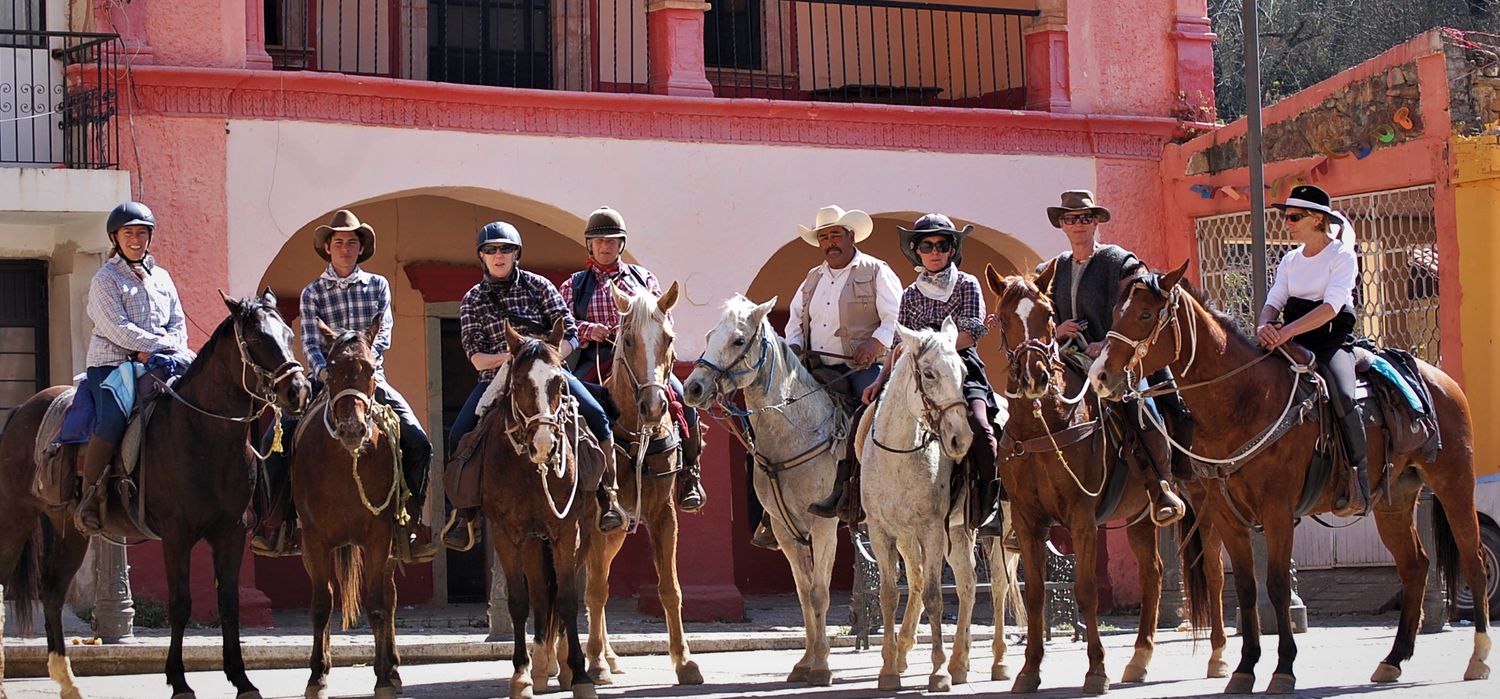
left=1210, top=0, right=1499, bottom=121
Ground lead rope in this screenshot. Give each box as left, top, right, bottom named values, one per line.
left=350, top=403, right=410, bottom=525
left=539, top=394, right=582, bottom=521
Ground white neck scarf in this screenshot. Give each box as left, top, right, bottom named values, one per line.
left=914, top=264, right=958, bottom=302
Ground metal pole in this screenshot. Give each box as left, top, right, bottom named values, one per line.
left=486, top=540, right=512, bottom=641
left=1243, top=0, right=1268, bottom=309
left=92, top=539, right=135, bottom=643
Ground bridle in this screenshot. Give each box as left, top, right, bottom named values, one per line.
left=1101, top=281, right=1204, bottom=398
left=995, top=293, right=1086, bottom=405
left=319, top=335, right=378, bottom=455
left=614, top=312, right=673, bottom=435
left=872, top=340, right=968, bottom=453
left=692, top=320, right=773, bottom=404
left=158, top=310, right=305, bottom=426
left=502, top=340, right=576, bottom=472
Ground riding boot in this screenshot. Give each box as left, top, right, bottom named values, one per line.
left=1155, top=391, right=1198, bottom=481
left=73, top=435, right=116, bottom=536
left=750, top=512, right=780, bottom=551
left=977, top=479, right=1008, bottom=539
left=675, top=416, right=707, bottom=513
left=441, top=507, right=480, bottom=551
left=250, top=422, right=301, bottom=557
left=395, top=440, right=438, bottom=564
left=808, top=457, right=852, bottom=519
left=1331, top=408, right=1370, bottom=517
left=596, top=437, right=627, bottom=532
left=1138, top=407, right=1186, bottom=526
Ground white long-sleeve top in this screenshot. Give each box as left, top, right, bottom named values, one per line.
left=1265, top=238, right=1358, bottom=313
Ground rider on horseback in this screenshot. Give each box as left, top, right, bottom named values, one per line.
left=782, top=205, right=903, bottom=541
left=1040, top=190, right=1188, bottom=526
left=1258, top=185, right=1368, bottom=517
left=560, top=206, right=706, bottom=512
left=441, top=221, right=628, bottom=550
left=75, top=201, right=195, bottom=536
left=860, top=213, right=1005, bottom=537
left=251, top=209, right=439, bottom=563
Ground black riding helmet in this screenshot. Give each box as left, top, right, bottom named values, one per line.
left=107, top=201, right=156, bottom=235
left=476, top=221, right=523, bottom=260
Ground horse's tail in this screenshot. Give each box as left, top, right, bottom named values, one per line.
left=1432, top=496, right=1462, bottom=612
left=6, top=516, right=52, bottom=635
left=1178, top=501, right=1212, bottom=641
left=334, top=545, right=364, bottom=631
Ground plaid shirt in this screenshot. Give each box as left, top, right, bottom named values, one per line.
left=897, top=271, right=988, bottom=341
left=559, top=263, right=664, bottom=341
left=86, top=254, right=191, bottom=367
left=300, top=265, right=394, bottom=376
left=460, top=269, right=579, bottom=380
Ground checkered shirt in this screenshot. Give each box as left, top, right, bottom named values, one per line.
left=86, top=254, right=191, bottom=367
left=300, top=265, right=393, bottom=376
left=897, top=272, right=988, bottom=341
left=460, top=269, right=579, bottom=381
left=560, top=263, right=664, bottom=339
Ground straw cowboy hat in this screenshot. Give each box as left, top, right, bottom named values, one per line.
left=313, top=209, right=376, bottom=263
left=898, top=213, right=974, bottom=267
left=797, top=205, right=873, bottom=246
left=1046, top=190, right=1113, bottom=228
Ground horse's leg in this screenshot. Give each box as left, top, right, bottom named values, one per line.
left=161, top=535, right=199, bottom=699
left=1262, top=515, right=1300, bottom=694
left=946, top=525, right=977, bottom=686
left=1368, top=472, right=1426, bottom=683
left=1071, top=516, right=1109, bottom=695
left=1012, top=512, right=1048, bottom=694
left=646, top=489, right=702, bottom=685
left=772, top=517, right=820, bottom=684
left=524, top=542, right=556, bottom=693
left=869, top=525, right=904, bottom=691
left=40, top=524, right=89, bottom=699
left=491, top=527, right=534, bottom=699
left=985, top=535, right=1017, bottom=681
left=1199, top=512, right=1231, bottom=678
left=1121, top=517, right=1162, bottom=683
left=805, top=516, right=839, bottom=686
left=893, top=535, right=925, bottom=676
left=361, top=534, right=399, bottom=699
left=917, top=524, right=951, bottom=692
left=1421, top=455, right=1493, bottom=681
left=1218, top=519, right=1261, bottom=694
left=209, top=526, right=260, bottom=699
left=301, top=538, right=334, bottom=699
left=553, top=531, right=596, bottom=699
left=582, top=528, right=626, bottom=684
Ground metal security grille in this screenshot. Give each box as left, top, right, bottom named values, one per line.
left=1194, top=185, right=1439, bottom=363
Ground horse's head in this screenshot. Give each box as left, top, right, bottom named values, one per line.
left=896, top=319, right=973, bottom=461
left=317, top=317, right=380, bottom=455
left=1091, top=260, right=1191, bottom=400
left=611, top=280, right=679, bottom=424
left=985, top=263, right=1061, bottom=400
left=220, top=289, right=312, bottom=415
left=503, top=318, right=570, bottom=466
left=682, top=294, right=776, bottom=408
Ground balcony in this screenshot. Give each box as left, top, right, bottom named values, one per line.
left=264, top=0, right=1036, bottom=108
left=0, top=30, right=121, bottom=169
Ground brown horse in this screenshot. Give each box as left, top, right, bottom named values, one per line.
left=0, top=291, right=311, bottom=699
left=478, top=319, right=595, bottom=699
left=577, top=281, right=703, bottom=686
left=985, top=266, right=1228, bottom=694
left=1092, top=261, right=1491, bottom=693
left=293, top=318, right=409, bottom=699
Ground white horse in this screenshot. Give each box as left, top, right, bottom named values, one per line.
left=856, top=320, right=975, bottom=691
left=682, top=295, right=844, bottom=687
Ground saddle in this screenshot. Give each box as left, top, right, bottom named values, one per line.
left=33, top=383, right=163, bottom=537
left=443, top=403, right=607, bottom=511
left=1351, top=344, right=1440, bottom=460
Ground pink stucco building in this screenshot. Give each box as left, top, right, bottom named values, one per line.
left=1, top=0, right=1216, bottom=622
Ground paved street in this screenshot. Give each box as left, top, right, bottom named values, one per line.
left=5, top=621, right=1492, bottom=698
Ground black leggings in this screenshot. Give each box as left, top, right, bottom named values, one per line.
left=1315, top=345, right=1358, bottom=417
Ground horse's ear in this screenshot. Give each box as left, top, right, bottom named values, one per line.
left=896, top=323, right=920, bottom=350
left=984, top=264, right=1005, bottom=297
left=547, top=317, right=567, bottom=350
left=261, top=287, right=277, bottom=306
left=1160, top=259, right=1191, bottom=292
left=610, top=279, right=632, bottom=314
left=503, top=320, right=524, bottom=355
left=657, top=280, right=680, bottom=314
left=364, top=314, right=383, bottom=346
left=219, top=289, right=240, bottom=314
left=316, top=319, right=338, bottom=349
left=940, top=317, right=959, bottom=346
left=1034, top=260, right=1057, bottom=296
left=749, top=296, right=777, bottom=328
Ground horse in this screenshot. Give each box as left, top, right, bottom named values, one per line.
left=682, top=295, right=844, bottom=686
left=985, top=266, right=1229, bottom=693
left=576, top=281, right=703, bottom=686
left=857, top=319, right=977, bottom=692
left=477, top=319, right=595, bottom=699
left=0, top=290, right=311, bottom=699
left=293, top=317, right=412, bottom=699
left=1091, top=261, right=1491, bottom=693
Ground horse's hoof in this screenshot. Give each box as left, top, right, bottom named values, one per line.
left=806, top=668, right=833, bottom=687
left=896, top=657, right=909, bottom=674
left=235, top=692, right=262, bottom=699
left=1265, top=673, right=1295, bottom=695
left=1012, top=672, right=1041, bottom=693
left=509, top=681, right=534, bottom=699
left=1083, top=670, right=1110, bottom=694
left=1223, top=672, right=1255, bottom=694
left=1208, top=659, right=1231, bottom=679
left=877, top=673, right=902, bottom=691
left=786, top=666, right=809, bottom=683
left=928, top=673, right=952, bottom=692
left=304, top=685, right=327, bottom=699
left=676, top=660, right=704, bottom=685
left=991, top=662, right=1012, bottom=682
left=588, top=666, right=614, bottom=686
left=1370, top=662, right=1401, bottom=683
left=1464, top=658, right=1490, bottom=681
left=950, top=667, right=968, bottom=685
left=570, top=683, right=597, bottom=699
left=373, top=687, right=398, bottom=699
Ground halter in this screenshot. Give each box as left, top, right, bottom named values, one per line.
left=996, top=299, right=1087, bottom=405
left=871, top=341, right=969, bottom=453
left=322, top=387, right=376, bottom=449
left=233, top=319, right=307, bottom=413
left=502, top=342, right=584, bottom=520
left=692, top=320, right=773, bottom=403
left=1102, top=282, right=1195, bottom=392
left=613, top=313, right=673, bottom=434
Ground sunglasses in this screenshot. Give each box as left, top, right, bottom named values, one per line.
left=480, top=244, right=519, bottom=256
left=1059, top=214, right=1096, bottom=225
left=1283, top=213, right=1313, bottom=223
left=916, top=240, right=955, bottom=254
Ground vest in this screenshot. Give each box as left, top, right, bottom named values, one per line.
left=1046, top=244, right=1141, bottom=344
left=566, top=264, right=650, bottom=375
left=797, top=255, right=886, bottom=360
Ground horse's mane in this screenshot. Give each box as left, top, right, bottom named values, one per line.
left=512, top=334, right=562, bottom=368
left=176, top=295, right=279, bottom=388
left=327, top=329, right=370, bottom=363
left=996, top=273, right=1054, bottom=315
left=1131, top=270, right=1260, bottom=353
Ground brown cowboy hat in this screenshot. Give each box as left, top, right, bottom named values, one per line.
left=313, top=209, right=376, bottom=263
left=1046, top=190, right=1113, bottom=228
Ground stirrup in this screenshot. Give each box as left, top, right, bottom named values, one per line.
left=1150, top=481, right=1186, bottom=527
left=440, top=510, right=477, bottom=552
left=250, top=524, right=301, bottom=557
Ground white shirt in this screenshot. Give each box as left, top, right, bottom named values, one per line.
left=785, top=251, right=903, bottom=363
left=1266, top=237, right=1358, bottom=313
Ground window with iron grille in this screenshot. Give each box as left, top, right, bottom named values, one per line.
left=429, top=0, right=552, bottom=89
left=706, top=0, right=763, bottom=70
left=0, top=0, right=43, bottom=48
left=1193, top=185, right=1440, bottom=363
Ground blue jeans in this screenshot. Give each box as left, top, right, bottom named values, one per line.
left=448, top=374, right=612, bottom=457
left=87, top=364, right=130, bottom=443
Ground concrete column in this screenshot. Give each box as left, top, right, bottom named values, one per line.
left=1023, top=0, right=1069, bottom=112
left=1158, top=526, right=1185, bottom=627
left=486, top=545, right=512, bottom=641
left=245, top=0, right=274, bottom=69
left=1169, top=1, right=1217, bottom=119
left=91, top=539, right=135, bottom=643
left=1239, top=530, right=1308, bottom=634
left=645, top=0, right=714, bottom=98
left=95, top=0, right=153, bottom=64
left=1417, top=488, right=1449, bottom=634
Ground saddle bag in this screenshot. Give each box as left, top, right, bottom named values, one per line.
left=444, top=410, right=498, bottom=510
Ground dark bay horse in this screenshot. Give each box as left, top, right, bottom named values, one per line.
left=986, top=267, right=1228, bottom=694
left=1092, top=261, right=1491, bottom=693
left=293, top=318, right=408, bottom=699
left=478, top=319, right=595, bottom=699
left=577, top=281, right=702, bottom=686
left=0, top=290, right=310, bottom=699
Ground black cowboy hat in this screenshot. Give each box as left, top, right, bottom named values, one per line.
left=1046, top=190, right=1113, bottom=228
left=898, top=213, right=974, bottom=267
left=313, top=209, right=376, bottom=263
left=1271, top=185, right=1336, bottom=217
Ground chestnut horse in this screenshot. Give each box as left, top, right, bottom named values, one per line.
left=577, top=281, right=702, bottom=686
left=0, top=291, right=310, bottom=699
left=293, top=318, right=409, bottom=699
left=1092, top=262, right=1490, bottom=693
left=986, top=267, right=1228, bottom=694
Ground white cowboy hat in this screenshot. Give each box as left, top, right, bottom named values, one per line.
left=797, top=205, right=874, bottom=247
